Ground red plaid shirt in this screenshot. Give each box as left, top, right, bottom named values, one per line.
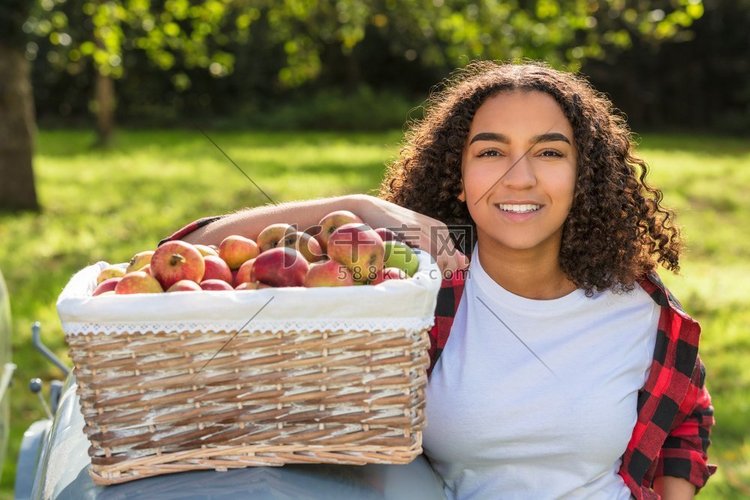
left=430, top=269, right=716, bottom=499
left=163, top=218, right=716, bottom=497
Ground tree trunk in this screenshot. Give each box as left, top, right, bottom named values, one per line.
left=94, top=71, right=115, bottom=147
left=0, top=43, right=39, bottom=212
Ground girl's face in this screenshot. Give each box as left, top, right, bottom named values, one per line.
left=459, top=90, right=577, bottom=258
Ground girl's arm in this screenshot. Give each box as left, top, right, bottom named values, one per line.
left=179, top=194, right=469, bottom=274
left=180, top=194, right=355, bottom=245
left=653, top=356, right=716, bottom=496
left=653, top=476, right=695, bottom=499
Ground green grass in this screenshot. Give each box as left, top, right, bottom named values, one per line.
left=635, top=133, right=750, bottom=498
left=1, top=129, right=748, bottom=498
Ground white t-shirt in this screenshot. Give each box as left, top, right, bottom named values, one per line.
left=423, top=248, right=659, bottom=499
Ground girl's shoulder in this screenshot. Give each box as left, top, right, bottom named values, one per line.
left=638, top=272, right=692, bottom=318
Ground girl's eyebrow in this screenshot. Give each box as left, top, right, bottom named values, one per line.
left=469, top=132, right=510, bottom=144
left=468, top=131, right=571, bottom=145
left=531, top=132, right=571, bottom=145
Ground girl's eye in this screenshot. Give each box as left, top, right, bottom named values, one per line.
left=478, top=149, right=503, bottom=157
left=539, top=149, right=563, bottom=158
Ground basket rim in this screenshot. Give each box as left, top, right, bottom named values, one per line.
left=58, top=250, right=442, bottom=337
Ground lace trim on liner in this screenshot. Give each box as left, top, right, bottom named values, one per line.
left=62, top=316, right=435, bottom=336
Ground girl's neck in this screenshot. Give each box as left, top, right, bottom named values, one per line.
left=475, top=241, right=577, bottom=300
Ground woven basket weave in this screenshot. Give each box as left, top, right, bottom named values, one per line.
left=58, top=253, right=440, bottom=485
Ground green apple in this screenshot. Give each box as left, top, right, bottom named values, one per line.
left=383, top=241, right=419, bottom=277
left=96, top=265, right=125, bottom=284
left=126, top=250, right=154, bottom=273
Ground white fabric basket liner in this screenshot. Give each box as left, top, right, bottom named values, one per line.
left=58, top=249, right=442, bottom=336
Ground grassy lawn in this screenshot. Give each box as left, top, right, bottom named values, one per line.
left=1, top=129, right=748, bottom=498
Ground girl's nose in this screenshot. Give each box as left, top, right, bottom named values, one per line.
left=500, top=152, right=537, bottom=189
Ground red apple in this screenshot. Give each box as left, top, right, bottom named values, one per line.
left=256, top=223, right=295, bottom=252
left=151, top=240, right=205, bottom=289
left=327, top=223, right=385, bottom=284
left=374, top=227, right=399, bottom=243
left=219, top=235, right=260, bottom=270
left=370, top=267, right=408, bottom=285
left=304, top=259, right=355, bottom=287
left=200, top=279, right=234, bottom=291
left=280, top=231, right=324, bottom=262
left=252, top=247, right=309, bottom=287
left=234, top=258, right=256, bottom=286
left=316, top=210, right=362, bottom=252
left=202, top=255, right=233, bottom=283
left=167, top=280, right=203, bottom=292
left=93, top=277, right=122, bottom=296
left=115, top=271, right=163, bottom=294
left=126, top=250, right=154, bottom=273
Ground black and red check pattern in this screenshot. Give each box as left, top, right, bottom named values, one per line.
left=429, top=270, right=716, bottom=498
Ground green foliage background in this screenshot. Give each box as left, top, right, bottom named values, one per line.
left=0, top=129, right=749, bottom=497
left=16, top=0, right=750, bottom=133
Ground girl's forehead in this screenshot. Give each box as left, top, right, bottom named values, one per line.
left=469, top=91, right=573, bottom=135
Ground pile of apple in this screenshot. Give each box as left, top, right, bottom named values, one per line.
left=92, top=210, right=420, bottom=296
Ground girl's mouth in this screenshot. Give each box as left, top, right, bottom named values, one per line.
left=496, top=203, right=542, bottom=214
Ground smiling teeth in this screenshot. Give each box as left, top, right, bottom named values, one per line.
left=498, top=204, right=541, bottom=213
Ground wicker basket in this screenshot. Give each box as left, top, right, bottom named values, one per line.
left=57, top=251, right=441, bottom=485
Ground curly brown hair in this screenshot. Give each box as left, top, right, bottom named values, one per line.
left=379, top=60, right=681, bottom=294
